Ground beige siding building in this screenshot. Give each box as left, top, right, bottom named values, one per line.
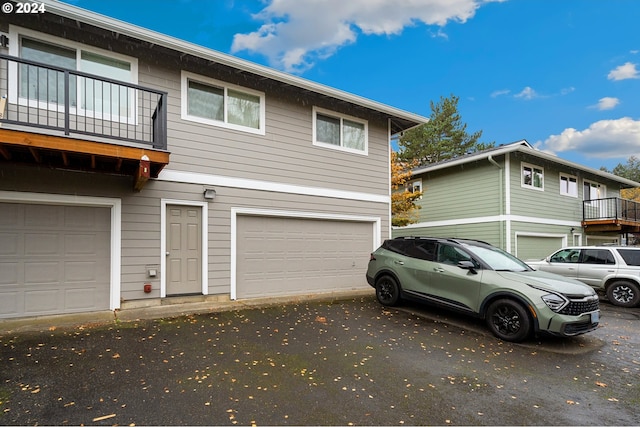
left=0, top=1, right=427, bottom=319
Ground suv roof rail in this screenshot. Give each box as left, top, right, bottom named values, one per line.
left=391, top=236, right=493, bottom=246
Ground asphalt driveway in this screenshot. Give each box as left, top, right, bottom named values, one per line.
left=1, top=295, right=639, bottom=425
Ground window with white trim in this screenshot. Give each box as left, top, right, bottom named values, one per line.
left=313, top=107, right=368, bottom=155
left=9, top=26, right=137, bottom=121
left=181, top=71, right=265, bottom=135
left=522, top=162, right=544, bottom=190
left=584, top=180, right=605, bottom=201
left=560, top=173, right=578, bottom=197
left=408, top=179, right=422, bottom=198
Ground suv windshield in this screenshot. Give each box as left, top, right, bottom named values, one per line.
left=463, top=243, right=531, bottom=272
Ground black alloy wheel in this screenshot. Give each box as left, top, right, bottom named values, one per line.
left=486, top=299, right=531, bottom=342
left=375, top=275, right=400, bottom=306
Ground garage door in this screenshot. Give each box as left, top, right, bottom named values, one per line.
left=236, top=216, right=373, bottom=299
left=517, top=236, right=564, bottom=261
left=0, top=203, right=111, bottom=318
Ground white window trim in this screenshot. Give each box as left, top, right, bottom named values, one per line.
left=408, top=178, right=422, bottom=199
left=312, top=106, right=368, bottom=156
left=583, top=179, right=606, bottom=200
left=521, top=162, right=544, bottom=191
left=559, top=172, right=578, bottom=198
left=180, top=70, right=266, bottom=135
left=8, top=25, right=138, bottom=122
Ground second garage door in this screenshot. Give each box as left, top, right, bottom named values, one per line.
left=236, top=216, right=374, bottom=299
left=517, top=235, right=564, bottom=261
left=0, top=202, right=111, bottom=319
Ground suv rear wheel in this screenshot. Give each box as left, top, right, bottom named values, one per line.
left=606, top=281, right=640, bottom=308
left=375, top=275, right=400, bottom=306
left=486, top=299, right=531, bottom=342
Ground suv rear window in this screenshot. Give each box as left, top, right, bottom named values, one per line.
left=581, top=249, right=615, bottom=265
left=617, top=249, right=640, bottom=266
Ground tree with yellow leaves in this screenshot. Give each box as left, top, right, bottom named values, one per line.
left=391, top=151, right=423, bottom=226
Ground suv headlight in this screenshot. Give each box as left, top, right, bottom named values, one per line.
left=541, top=293, right=569, bottom=312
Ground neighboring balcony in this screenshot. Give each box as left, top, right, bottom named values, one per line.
left=582, top=197, right=640, bottom=233
left=0, top=54, right=169, bottom=190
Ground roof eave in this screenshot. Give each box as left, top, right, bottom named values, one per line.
left=412, top=140, right=640, bottom=188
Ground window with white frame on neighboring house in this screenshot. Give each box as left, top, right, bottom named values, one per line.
left=584, top=180, right=605, bottom=201
left=9, top=26, right=137, bottom=120
left=408, top=179, right=422, bottom=198
left=560, top=173, right=578, bottom=197
left=522, top=163, right=544, bottom=190
left=313, top=106, right=368, bottom=155
left=181, top=71, right=265, bottom=135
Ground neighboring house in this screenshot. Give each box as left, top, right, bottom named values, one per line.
left=0, top=1, right=428, bottom=319
left=393, top=140, right=640, bottom=260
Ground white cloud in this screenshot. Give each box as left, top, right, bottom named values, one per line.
left=514, top=86, right=539, bottom=100
left=607, top=62, right=639, bottom=81
left=591, top=97, right=620, bottom=111
left=231, top=0, right=502, bottom=73
left=490, top=89, right=510, bottom=98
left=541, top=117, right=640, bottom=158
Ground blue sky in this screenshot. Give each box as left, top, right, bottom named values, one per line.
left=64, top=0, right=640, bottom=171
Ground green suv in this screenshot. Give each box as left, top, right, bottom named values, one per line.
left=366, top=237, right=600, bottom=342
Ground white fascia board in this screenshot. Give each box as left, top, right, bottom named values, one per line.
left=411, top=139, right=640, bottom=188
left=40, top=0, right=428, bottom=128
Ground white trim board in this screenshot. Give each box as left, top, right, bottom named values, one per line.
left=160, top=199, right=209, bottom=298
left=230, top=207, right=382, bottom=301
left=158, top=169, right=389, bottom=204
left=0, top=191, right=122, bottom=311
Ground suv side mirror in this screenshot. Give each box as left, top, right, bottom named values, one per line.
left=457, top=260, right=478, bottom=274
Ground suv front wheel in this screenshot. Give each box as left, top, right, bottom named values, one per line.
left=606, top=281, right=640, bottom=308
left=486, top=299, right=532, bottom=342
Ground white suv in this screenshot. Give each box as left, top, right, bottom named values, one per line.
left=527, top=246, right=640, bottom=307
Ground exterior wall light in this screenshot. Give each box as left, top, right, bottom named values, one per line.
left=203, top=188, right=217, bottom=201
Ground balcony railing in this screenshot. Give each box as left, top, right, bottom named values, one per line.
left=583, top=197, right=640, bottom=233
left=0, top=53, right=167, bottom=150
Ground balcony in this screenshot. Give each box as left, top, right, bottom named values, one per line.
left=0, top=54, right=169, bottom=190
left=582, top=197, right=640, bottom=233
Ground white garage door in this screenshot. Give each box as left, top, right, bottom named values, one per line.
left=517, top=236, right=564, bottom=261
left=0, top=203, right=111, bottom=318
left=236, top=216, right=374, bottom=299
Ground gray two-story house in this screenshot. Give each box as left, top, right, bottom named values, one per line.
left=0, top=0, right=428, bottom=319
left=393, top=140, right=640, bottom=260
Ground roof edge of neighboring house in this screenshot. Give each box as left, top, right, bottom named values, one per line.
left=40, top=0, right=429, bottom=130
left=411, top=139, right=640, bottom=188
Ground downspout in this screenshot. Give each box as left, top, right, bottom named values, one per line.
left=488, top=155, right=505, bottom=250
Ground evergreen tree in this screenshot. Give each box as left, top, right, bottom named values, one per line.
left=398, top=94, right=493, bottom=166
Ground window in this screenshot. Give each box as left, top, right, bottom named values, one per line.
left=408, top=179, right=422, bottom=198
left=550, top=249, right=580, bottom=263
left=583, top=180, right=604, bottom=201
left=581, top=249, right=615, bottom=265
left=522, top=163, right=544, bottom=190
left=181, top=71, right=265, bottom=135
left=313, top=107, right=368, bottom=155
left=9, top=26, right=137, bottom=120
left=560, top=173, right=578, bottom=197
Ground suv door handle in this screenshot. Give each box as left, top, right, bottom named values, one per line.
left=434, top=268, right=445, bottom=273
left=394, top=260, right=404, bottom=265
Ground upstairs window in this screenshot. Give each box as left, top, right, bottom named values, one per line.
left=522, top=163, right=544, bottom=190
left=9, top=26, right=137, bottom=121
left=560, top=173, right=578, bottom=197
left=181, top=71, right=265, bottom=135
left=313, top=107, right=368, bottom=155
left=407, top=179, right=422, bottom=199
left=583, top=180, right=604, bottom=201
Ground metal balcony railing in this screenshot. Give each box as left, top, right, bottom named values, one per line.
left=583, top=197, right=640, bottom=222
left=0, top=53, right=167, bottom=150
